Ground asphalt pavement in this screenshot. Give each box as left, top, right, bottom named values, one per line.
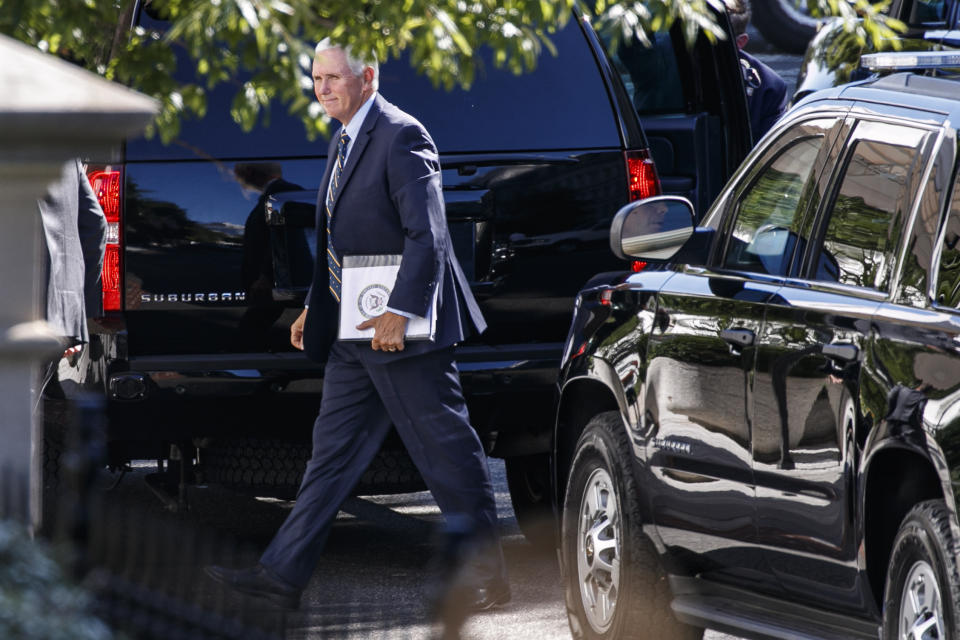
left=112, top=457, right=744, bottom=640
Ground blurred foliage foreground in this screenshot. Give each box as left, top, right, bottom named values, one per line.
left=0, top=519, right=114, bottom=640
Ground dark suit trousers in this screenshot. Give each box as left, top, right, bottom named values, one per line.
left=259, top=340, right=504, bottom=589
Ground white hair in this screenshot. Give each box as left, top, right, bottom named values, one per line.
left=315, top=38, right=379, bottom=90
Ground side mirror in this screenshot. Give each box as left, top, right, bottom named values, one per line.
left=610, top=195, right=696, bottom=261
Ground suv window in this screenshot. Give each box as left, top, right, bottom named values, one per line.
left=606, top=31, right=684, bottom=115
left=898, top=142, right=952, bottom=307
left=385, top=23, right=620, bottom=152
left=721, top=130, right=827, bottom=276
left=935, top=175, right=960, bottom=308
left=127, top=18, right=620, bottom=160
left=905, top=0, right=948, bottom=24
left=812, top=122, right=927, bottom=290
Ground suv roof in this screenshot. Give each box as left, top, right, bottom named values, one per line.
left=796, top=70, right=960, bottom=117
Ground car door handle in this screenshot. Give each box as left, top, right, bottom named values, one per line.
left=721, top=328, right=755, bottom=348
left=822, top=343, right=858, bottom=362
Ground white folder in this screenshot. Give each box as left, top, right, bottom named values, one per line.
left=338, top=254, right=438, bottom=341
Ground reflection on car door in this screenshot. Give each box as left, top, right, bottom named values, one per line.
left=754, top=117, right=936, bottom=612
left=644, top=119, right=840, bottom=588
left=645, top=271, right=774, bottom=588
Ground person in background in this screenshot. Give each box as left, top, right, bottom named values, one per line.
left=34, top=158, right=107, bottom=512
left=37, top=158, right=107, bottom=378
left=726, top=0, right=789, bottom=143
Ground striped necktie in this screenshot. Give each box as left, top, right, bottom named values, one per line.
left=326, top=130, right=350, bottom=302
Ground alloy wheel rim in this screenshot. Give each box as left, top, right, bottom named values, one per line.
left=576, top=467, right=621, bottom=633
left=899, top=560, right=945, bottom=640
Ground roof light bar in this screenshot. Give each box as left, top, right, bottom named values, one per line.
left=861, top=50, right=960, bottom=71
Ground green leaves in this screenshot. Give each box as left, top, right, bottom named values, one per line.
left=806, top=0, right=906, bottom=51
left=0, top=0, right=909, bottom=145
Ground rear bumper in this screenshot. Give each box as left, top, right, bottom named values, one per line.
left=107, top=353, right=323, bottom=460
left=106, top=343, right=562, bottom=458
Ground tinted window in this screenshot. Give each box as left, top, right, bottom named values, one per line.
left=127, top=19, right=620, bottom=161
left=814, top=123, right=926, bottom=290
left=936, top=175, right=960, bottom=308
left=906, top=0, right=947, bottom=24
left=898, top=142, right=950, bottom=307
left=385, top=22, right=620, bottom=152
left=722, top=135, right=825, bottom=275
left=605, top=31, right=684, bottom=115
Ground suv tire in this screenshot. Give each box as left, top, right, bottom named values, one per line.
left=562, top=411, right=702, bottom=640
left=882, top=499, right=960, bottom=640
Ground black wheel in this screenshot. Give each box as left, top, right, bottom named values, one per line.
left=882, top=500, right=960, bottom=640
left=505, top=453, right=556, bottom=551
left=752, top=0, right=819, bottom=54
left=562, top=411, right=702, bottom=640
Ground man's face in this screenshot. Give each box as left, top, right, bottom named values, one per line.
left=312, top=48, right=373, bottom=125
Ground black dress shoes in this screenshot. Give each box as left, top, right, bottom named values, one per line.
left=431, top=575, right=512, bottom=630
left=427, top=530, right=511, bottom=620
left=204, top=563, right=301, bottom=610
left=470, top=578, right=511, bottom=611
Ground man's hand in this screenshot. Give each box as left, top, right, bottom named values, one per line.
left=358, top=311, right=407, bottom=352
left=291, top=308, right=307, bottom=350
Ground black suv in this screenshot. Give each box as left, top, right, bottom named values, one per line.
left=65, top=2, right=751, bottom=534
left=554, top=58, right=960, bottom=639
left=793, top=0, right=958, bottom=103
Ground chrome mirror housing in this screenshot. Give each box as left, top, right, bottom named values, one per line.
left=609, top=195, right=696, bottom=261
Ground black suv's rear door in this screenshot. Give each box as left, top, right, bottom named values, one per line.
left=601, top=4, right=752, bottom=216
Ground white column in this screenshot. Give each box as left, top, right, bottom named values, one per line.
left=0, top=35, right=157, bottom=528
left=0, top=166, right=63, bottom=522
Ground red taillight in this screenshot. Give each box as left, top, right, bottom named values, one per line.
left=625, top=151, right=660, bottom=201
left=631, top=261, right=647, bottom=273
left=87, top=168, right=122, bottom=313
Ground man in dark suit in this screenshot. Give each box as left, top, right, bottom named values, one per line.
left=206, top=40, right=509, bottom=617
left=38, top=158, right=107, bottom=352
left=35, top=159, right=106, bottom=508
left=725, top=0, right=789, bottom=143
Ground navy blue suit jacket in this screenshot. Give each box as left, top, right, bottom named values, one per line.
left=302, top=94, right=486, bottom=364
left=740, top=50, right=788, bottom=144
